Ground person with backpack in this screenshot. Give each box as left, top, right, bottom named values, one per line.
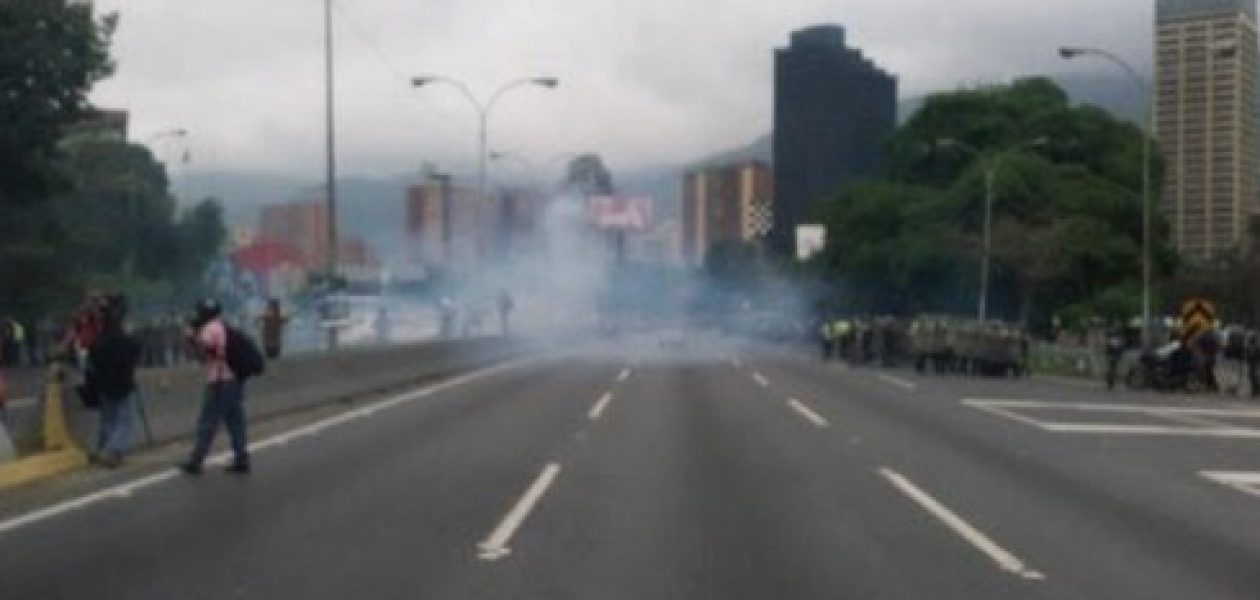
left=87, top=294, right=141, bottom=468
left=180, top=299, right=264, bottom=475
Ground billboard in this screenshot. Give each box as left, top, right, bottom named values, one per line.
left=796, top=224, right=826, bottom=262
left=587, top=196, right=655, bottom=231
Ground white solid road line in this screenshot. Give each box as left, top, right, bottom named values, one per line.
left=478, top=463, right=562, bottom=561
left=786, top=399, right=830, bottom=428
left=876, top=373, right=917, bottom=391
left=963, top=398, right=1260, bottom=417
left=879, top=468, right=1045, bottom=581
left=0, top=358, right=538, bottom=538
left=752, top=372, right=771, bottom=387
left=962, top=399, right=1260, bottom=438
left=588, top=392, right=613, bottom=421
left=616, top=368, right=631, bottom=382
left=1201, top=471, right=1260, bottom=500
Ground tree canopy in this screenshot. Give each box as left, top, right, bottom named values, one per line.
left=813, top=77, right=1174, bottom=328
left=0, top=3, right=224, bottom=321
left=0, top=0, right=115, bottom=205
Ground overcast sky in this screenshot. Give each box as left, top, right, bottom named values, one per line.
left=90, top=0, right=1154, bottom=179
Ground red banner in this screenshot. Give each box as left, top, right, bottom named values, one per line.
left=587, top=196, right=654, bottom=231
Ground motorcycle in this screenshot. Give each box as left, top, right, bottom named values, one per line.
left=1125, top=341, right=1205, bottom=393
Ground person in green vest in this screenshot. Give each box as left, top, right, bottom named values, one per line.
left=819, top=319, right=836, bottom=361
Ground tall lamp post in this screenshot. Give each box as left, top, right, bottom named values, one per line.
left=1059, top=46, right=1153, bottom=347
left=323, top=0, right=339, bottom=349
left=489, top=150, right=542, bottom=191
left=408, top=76, right=559, bottom=268
left=937, top=137, right=1047, bottom=322
left=143, top=128, right=188, bottom=146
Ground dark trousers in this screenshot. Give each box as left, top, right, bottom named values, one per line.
left=1250, top=359, right=1260, bottom=397
left=188, top=380, right=248, bottom=467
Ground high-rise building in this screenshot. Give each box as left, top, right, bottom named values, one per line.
left=681, top=160, right=774, bottom=267
left=770, top=25, right=897, bottom=256
left=404, top=181, right=481, bottom=270
left=258, top=199, right=376, bottom=270
left=1155, top=0, right=1259, bottom=260
left=259, top=200, right=331, bottom=269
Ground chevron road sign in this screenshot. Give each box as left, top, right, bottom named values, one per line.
left=1180, top=299, right=1216, bottom=340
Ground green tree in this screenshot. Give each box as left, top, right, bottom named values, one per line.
left=565, top=154, right=615, bottom=195
left=813, top=182, right=972, bottom=315
left=0, top=1, right=116, bottom=319
left=0, top=1, right=115, bottom=205
left=814, top=77, right=1172, bottom=328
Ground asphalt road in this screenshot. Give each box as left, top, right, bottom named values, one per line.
left=3, top=333, right=1260, bottom=599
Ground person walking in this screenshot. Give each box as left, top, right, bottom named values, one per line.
left=87, top=295, right=141, bottom=468
left=439, top=296, right=456, bottom=338
left=180, top=299, right=250, bottom=475
left=1104, top=325, right=1127, bottom=391
left=818, top=319, right=835, bottom=361
left=256, top=298, right=288, bottom=360
left=1246, top=330, right=1260, bottom=398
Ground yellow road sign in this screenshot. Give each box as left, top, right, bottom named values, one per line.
left=1181, top=299, right=1216, bottom=339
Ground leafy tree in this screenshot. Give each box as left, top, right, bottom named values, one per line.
left=812, top=182, right=972, bottom=315
left=0, top=1, right=115, bottom=205
left=0, top=1, right=116, bottom=320
left=565, top=154, right=615, bottom=195
left=813, top=77, right=1174, bottom=328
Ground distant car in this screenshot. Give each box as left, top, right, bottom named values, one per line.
left=659, top=328, right=686, bottom=348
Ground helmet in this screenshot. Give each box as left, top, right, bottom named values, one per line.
left=192, top=298, right=222, bottom=327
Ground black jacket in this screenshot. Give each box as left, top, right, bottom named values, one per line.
left=88, top=327, right=141, bottom=400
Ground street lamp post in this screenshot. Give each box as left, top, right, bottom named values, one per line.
left=1059, top=46, right=1153, bottom=348
left=489, top=151, right=542, bottom=191
left=408, top=76, right=559, bottom=268
left=324, top=0, right=339, bottom=350
left=143, top=128, right=188, bottom=145
left=937, top=138, right=1047, bottom=322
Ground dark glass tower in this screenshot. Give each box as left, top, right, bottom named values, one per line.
left=770, top=25, right=897, bottom=256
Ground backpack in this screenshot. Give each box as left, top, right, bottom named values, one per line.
left=225, top=326, right=266, bottom=381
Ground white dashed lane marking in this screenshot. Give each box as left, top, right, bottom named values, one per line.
left=879, top=468, right=1045, bottom=581
left=588, top=392, right=613, bottom=421
left=876, top=373, right=918, bottom=391
left=477, top=463, right=562, bottom=561
left=786, top=399, right=830, bottom=428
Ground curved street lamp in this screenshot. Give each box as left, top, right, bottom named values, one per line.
left=936, top=137, right=1048, bottom=322
left=1059, top=45, right=1153, bottom=347
left=489, top=150, right=541, bottom=190
left=409, top=76, right=560, bottom=267
left=143, top=128, right=189, bottom=145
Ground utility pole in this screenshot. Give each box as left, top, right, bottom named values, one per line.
left=323, top=0, right=339, bottom=349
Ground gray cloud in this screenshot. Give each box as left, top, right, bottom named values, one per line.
left=91, top=0, right=1155, bottom=178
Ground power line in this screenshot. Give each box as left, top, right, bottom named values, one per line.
left=329, top=0, right=475, bottom=145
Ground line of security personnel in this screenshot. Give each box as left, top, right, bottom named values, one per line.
left=818, top=317, right=907, bottom=366
left=907, top=315, right=1030, bottom=377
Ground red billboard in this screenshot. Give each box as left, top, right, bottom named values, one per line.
left=587, top=196, right=655, bottom=231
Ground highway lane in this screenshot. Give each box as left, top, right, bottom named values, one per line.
left=0, top=352, right=625, bottom=599
left=2, top=335, right=1260, bottom=598
left=750, top=347, right=1260, bottom=599
left=458, top=354, right=1033, bottom=599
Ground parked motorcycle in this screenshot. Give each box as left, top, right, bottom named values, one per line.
left=1125, top=341, right=1205, bottom=393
